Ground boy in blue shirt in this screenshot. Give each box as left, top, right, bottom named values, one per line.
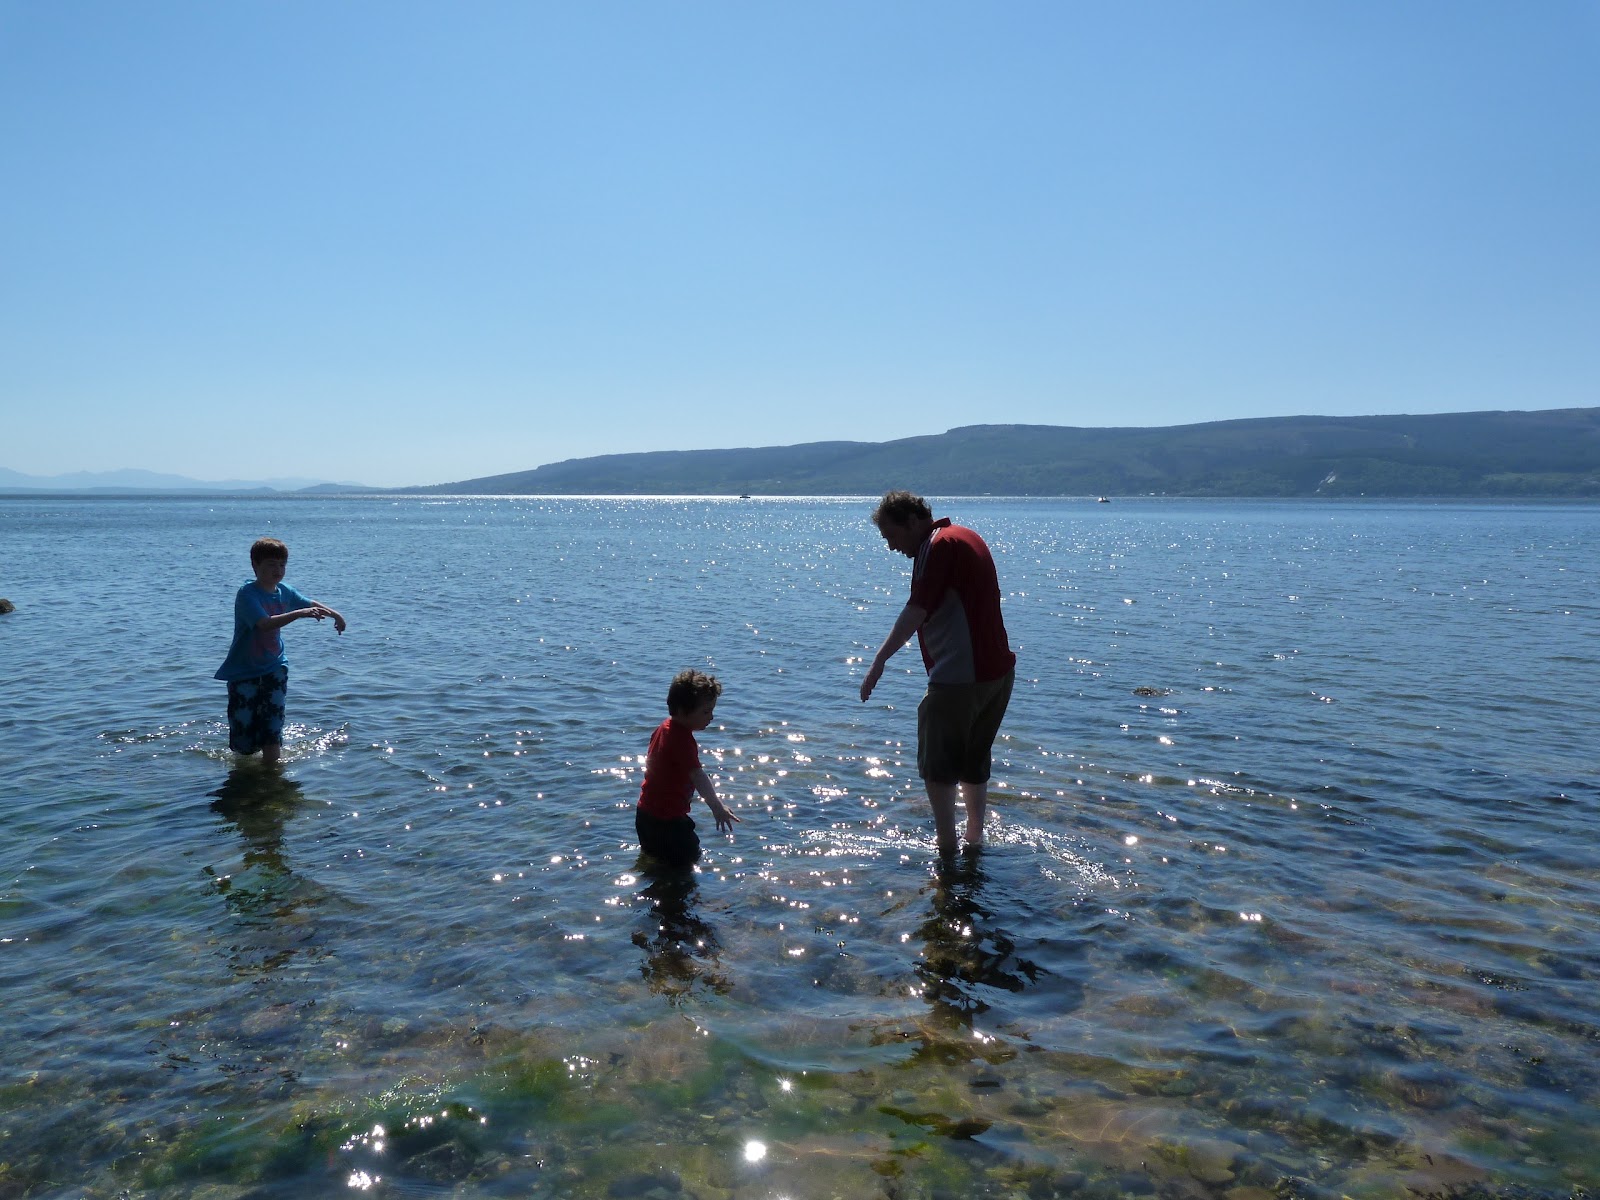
left=215, top=537, right=346, bottom=765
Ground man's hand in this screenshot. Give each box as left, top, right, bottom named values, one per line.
left=860, top=605, right=924, bottom=702
left=859, top=660, right=885, bottom=703
left=709, top=801, right=741, bottom=833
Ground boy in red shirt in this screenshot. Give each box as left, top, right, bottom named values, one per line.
left=636, top=670, right=740, bottom=866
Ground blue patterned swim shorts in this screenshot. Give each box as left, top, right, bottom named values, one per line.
left=226, top=667, right=288, bottom=755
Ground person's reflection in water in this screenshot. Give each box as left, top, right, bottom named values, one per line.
left=207, top=764, right=316, bottom=974
left=914, top=849, right=1050, bottom=1050
left=631, top=864, right=730, bottom=1001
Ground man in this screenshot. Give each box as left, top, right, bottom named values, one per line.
left=859, top=490, right=1016, bottom=852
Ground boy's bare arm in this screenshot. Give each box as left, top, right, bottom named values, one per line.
left=691, top=767, right=740, bottom=832
left=256, top=603, right=347, bottom=634
left=311, top=602, right=348, bottom=633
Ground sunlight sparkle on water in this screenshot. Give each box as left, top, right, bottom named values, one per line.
left=14, top=496, right=1597, bottom=1200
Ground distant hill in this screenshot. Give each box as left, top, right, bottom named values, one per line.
left=416, top=408, right=1600, bottom=497
left=0, top=467, right=364, bottom=494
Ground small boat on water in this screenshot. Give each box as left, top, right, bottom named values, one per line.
left=1097, top=496, right=1110, bottom=503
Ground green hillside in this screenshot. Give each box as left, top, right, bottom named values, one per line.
left=416, top=408, right=1600, bottom=497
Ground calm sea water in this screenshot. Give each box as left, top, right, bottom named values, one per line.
left=2, top=495, right=1598, bottom=1200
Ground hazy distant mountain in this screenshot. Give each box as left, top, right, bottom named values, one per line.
left=16, top=408, right=1598, bottom=498
left=415, top=408, right=1600, bottom=498
left=0, top=467, right=366, bottom=493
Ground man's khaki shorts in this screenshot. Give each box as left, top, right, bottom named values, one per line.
left=917, top=670, right=1014, bottom=785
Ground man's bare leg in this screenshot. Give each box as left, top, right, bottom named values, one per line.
left=959, top=781, right=988, bottom=845
left=926, top=781, right=961, bottom=853
left=262, top=742, right=282, bottom=767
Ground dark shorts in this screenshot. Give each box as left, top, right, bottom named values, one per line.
left=636, top=809, right=701, bottom=867
left=917, top=670, right=1014, bottom=785
left=226, top=667, right=288, bottom=755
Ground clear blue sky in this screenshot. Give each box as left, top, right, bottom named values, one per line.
left=3, top=2, right=1596, bottom=487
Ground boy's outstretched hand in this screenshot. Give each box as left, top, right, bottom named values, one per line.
left=709, top=800, right=741, bottom=833
left=307, top=605, right=347, bottom=634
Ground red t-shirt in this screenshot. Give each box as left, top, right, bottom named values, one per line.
left=637, top=717, right=700, bottom=819
left=908, top=519, right=1016, bottom=685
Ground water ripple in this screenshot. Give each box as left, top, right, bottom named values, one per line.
left=3, top=495, right=1599, bottom=1196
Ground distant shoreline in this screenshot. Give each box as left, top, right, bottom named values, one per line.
left=10, top=407, right=1600, bottom=499
left=6, top=491, right=1599, bottom=504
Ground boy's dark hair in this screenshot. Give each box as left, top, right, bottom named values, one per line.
left=667, top=669, right=722, bottom=715
left=250, top=537, right=289, bottom=565
left=871, top=490, right=932, bottom=528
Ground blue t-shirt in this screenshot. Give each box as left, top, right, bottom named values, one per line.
left=214, top=582, right=311, bottom=681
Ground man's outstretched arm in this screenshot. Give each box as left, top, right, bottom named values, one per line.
left=859, top=603, right=927, bottom=702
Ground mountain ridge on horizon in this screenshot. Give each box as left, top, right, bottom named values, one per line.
left=0, top=467, right=365, bottom=494
left=412, top=407, right=1600, bottom=498
left=10, top=408, right=1600, bottom=498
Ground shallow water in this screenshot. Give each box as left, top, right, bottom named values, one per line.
left=2, top=494, right=1599, bottom=1199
